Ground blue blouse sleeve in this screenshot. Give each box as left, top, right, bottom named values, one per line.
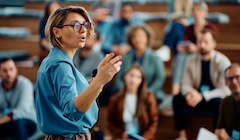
left=50, top=62, right=85, bottom=121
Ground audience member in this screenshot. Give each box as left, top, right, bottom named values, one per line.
left=92, top=0, right=121, bottom=40
left=163, top=0, right=193, bottom=56
left=38, top=1, right=61, bottom=63
left=168, top=0, right=192, bottom=16
left=173, top=29, right=231, bottom=140
left=0, top=58, right=37, bottom=140
left=106, top=64, right=158, bottom=140
left=215, top=63, right=240, bottom=140
left=172, top=1, right=216, bottom=95
left=101, top=2, right=144, bottom=55
left=114, top=25, right=166, bottom=106
left=73, top=31, right=104, bottom=81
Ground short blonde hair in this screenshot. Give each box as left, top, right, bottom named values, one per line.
left=45, top=6, right=94, bottom=48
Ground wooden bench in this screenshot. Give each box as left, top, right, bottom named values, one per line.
left=216, top=43, right=240, bottom=63
left=0, top=17, right=40, bottom=35
left=0, top=35, right=40, bottom=56
left=17, top=64, right=39, bottom=83
left=25, top=1, right=93, bottom=11
left=208, top=3, right=240, bottom=44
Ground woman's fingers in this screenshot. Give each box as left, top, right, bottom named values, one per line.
left=100, top=53, right=115, bottom=66
left=108, top=55, right=122, bottom=74
left=113, top=61, right=122, bottom=72
left=109, top=55, right=122, bottom=65
left=97, top=53, right=122, bottom=81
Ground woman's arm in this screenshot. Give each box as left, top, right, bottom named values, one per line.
left=74, top=53, right=122, bottom=112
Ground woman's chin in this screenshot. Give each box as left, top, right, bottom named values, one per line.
left=77, top=43, right=86, bottom=48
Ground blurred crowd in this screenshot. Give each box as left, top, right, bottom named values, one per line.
left=1, top=0, right=240, bottom=140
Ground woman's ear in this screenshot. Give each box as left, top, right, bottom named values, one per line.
left=52, top=27, right=61, bottom=38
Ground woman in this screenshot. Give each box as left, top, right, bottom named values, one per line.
left=115, top=25, right=165, bottom=105
left=35, top=6, right=122, bottom=140
left=107, top=64, right=158, bottom=140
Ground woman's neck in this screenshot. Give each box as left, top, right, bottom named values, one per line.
left=60, top=46, right=78, bottom=60
left=135, top=48, right=145, bottom=58
left=126, top=89, right=137, bottom=94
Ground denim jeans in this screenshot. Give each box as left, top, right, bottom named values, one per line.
left=0, top=119, right=37, bottom=140
left=173, top=93, right=221, bottom=131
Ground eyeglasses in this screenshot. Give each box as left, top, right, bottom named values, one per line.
left=55, top=21, right=91, bottom=32
left=226, top=75, right=240, bottom=82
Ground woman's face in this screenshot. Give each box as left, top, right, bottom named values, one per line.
left=131, top=28, right=148, bottom=51
left=124, top=68, right=143, bottom=92
left=57, top=12, right=88, bottom=49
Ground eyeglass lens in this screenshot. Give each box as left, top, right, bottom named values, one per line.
left=73, top=22, right=90, bottom=32
left=226, top=75, right=240, bottom=82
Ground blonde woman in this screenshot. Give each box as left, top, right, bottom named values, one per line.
left=35, top=6, right=122, bottom=140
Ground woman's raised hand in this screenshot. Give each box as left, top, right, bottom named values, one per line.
left=95, top=53, right=122, bottom=85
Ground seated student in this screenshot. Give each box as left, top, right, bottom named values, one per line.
left=167, top=0, right=193, bottom=26
left=163, top=0, right=193, bottom=56
left=73, top=31, right=104, bottom=81
left=91, top=0, right=121, bottom=41
left=172, top=29, right=231, bottom=140
left=101, top=2, right=144, bottom=55
left=172, top=1, right=216, bottom=95
left=0, top=58, right=37, bottom=140
left=106, top=64, right=158, bottom=140
left=114, top=25, right=166, bottom=106
left=38, top=1, right=61, bottom=63
left=215, top=63, right=240, bottom=140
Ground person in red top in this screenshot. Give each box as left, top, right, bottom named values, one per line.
left=172, top=1, right=217, bottom=96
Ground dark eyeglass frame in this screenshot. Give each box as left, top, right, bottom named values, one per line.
left=226, top=75, right=240, bottom=82
left=55, top=21, right=91, bottom=32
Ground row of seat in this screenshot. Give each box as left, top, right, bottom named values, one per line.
left=0, top=2, right=239, bottom=81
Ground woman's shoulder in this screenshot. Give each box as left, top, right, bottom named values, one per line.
left=146, top=92, right=158, bottom=106
left=147, top=92, right=156, bottom=99
left=40, top=54, right=74, bottom=74
left=111, top=92, right=122, bottom=99
left=109, top=92, right=123, bottom=104
left=145, top=49, right=163, bottom=63
left=47, top=49, right=74, bottom=65
left=144, top=92, right=154, bottom=101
